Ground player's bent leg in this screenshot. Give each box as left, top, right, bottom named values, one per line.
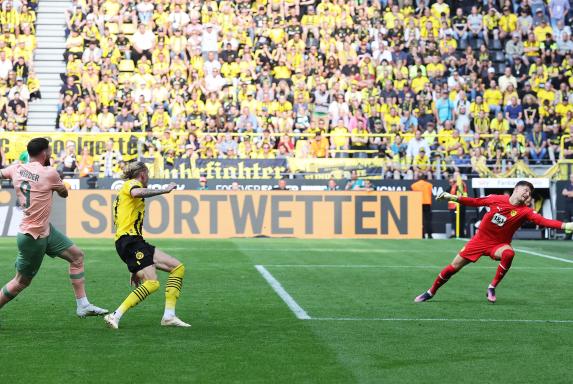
left=153, top=249, right=191, bottom=327
left=0, top=273, right=32, bottom=309
left=105, top=265, right=160, bottom=329
left=415, top=255, right=470, bottom=302
left=487, top=245, right=515, bottom=303
left=58, top=245, right=109, bottom=317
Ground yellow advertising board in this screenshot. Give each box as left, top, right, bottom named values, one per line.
left=66, top=191, right=422, bottom=239
left=0, top=132, right=145, bottom=162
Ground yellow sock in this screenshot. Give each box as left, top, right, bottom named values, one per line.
left=164, top=264, right=185, bottom=318
left=116, top=280, right=160, bottom=318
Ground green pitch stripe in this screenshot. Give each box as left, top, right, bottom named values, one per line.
left=2, top=285, right=15, bottom=299
left=69, top=272, right=85, bottom=280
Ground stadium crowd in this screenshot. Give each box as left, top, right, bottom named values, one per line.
left=0, top=0, right=40, bottom=131
left=16, top=0, right=573, bottom=179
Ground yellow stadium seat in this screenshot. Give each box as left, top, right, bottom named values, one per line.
left=121, top=23, right=136, bottom=35
left=118, top=72, right=132, bottom=84
left=118, top=59, right=135, bottom=72
left=107, top=23, right=119, bottom=35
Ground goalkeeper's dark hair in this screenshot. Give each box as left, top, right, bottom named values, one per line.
left=27, top=138, right=50, bottom=157
left=122, top=161, right=148, bottom=180
left=514, top=180, right=534, bottom=193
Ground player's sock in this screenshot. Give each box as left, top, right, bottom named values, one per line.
left=115, top=280, right=160, bottom=320
left=69, top=264, right=89, bottom=307
left=164, top=264, right=185, bottom=319
left=490, top=248, right=515, bottom=288
left=429, top=264, right=457, bottom=295
left=0, top=278, right=27, bottom=308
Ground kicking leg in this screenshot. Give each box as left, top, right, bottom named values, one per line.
left=0, top=273, right=32, bottom=309
left=104, top=264, right=160, bottom=329
left=487, top=245, right=515, bottom=303
left=58, top=245, right=108, bottom=317
left=154, top=248, right=190, bottom=327
left=415, top=254, right=470, bottom=302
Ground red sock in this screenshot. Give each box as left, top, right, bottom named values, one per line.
left=429, top=264, right=457, bottom=295
left=491, top=248, right=515, bottom=288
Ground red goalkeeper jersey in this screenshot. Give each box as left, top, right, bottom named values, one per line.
left=458, top=194, right=563, bottom=244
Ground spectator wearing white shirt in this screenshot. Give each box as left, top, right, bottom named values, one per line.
left=136, top=0, right=154, bottom=25
left=201, top=23, right=220, bottom=57
left=8, top=77, right=30, bottom=102
left=204, top=68, right=226, bottom=93
left=406, top=130, right=431, bottom=159
left=0, top=51, right=12, bottom=80
left=82, top=41, right=102, bottom=64
left=203, top=51, right=221, bottom=77
left=328, top=93, right=349, bottom=126
left=131, top=24, right=156, bottom=64
left=498, top=67, right=517, bottom=93
left=168, top=4, right=190, bottom=33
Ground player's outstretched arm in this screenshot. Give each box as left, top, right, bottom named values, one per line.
left=53, top=184, right=69, bottom=198
left=131, top=182, right=177, bottom=198
left=528, top=211, right=572, bottom=230
left=437, top=192, right=495, bottom=207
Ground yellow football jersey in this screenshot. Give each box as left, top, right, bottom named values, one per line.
left=113, top=179, right=145, bottom=240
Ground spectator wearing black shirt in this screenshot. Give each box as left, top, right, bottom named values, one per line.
left=59, top=76, right=81, bottom=108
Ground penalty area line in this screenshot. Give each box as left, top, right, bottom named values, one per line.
left=310, top=317, right=573, bottom=324
left=255, top=265, right=311, bottom=320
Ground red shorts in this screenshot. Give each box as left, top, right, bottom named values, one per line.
left=459, top=239, right=510, bottom=263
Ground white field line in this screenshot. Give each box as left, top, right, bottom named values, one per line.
left=263, top=264, right=573, bottom=270
left=0, top=246, right=418, bottom=253
left=457, top=238, right=573, bottom=264
left=254, top=265, right=311, bottom=320
left=310, top=317, right=573, bottom=324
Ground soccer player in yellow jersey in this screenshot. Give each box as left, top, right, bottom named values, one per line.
left=104, top=162, right=190, bottom=329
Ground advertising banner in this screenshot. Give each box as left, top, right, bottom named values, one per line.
left=65, top=191, right=422, bottom=239
left=287, top=158, right=384, bottom=179
left=0, top=132, right=145, bottom=162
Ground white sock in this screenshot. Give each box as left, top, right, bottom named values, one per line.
left=76, top=297, right=90, bottom=307
left=163, top=308, right=175, bottom=319
left=488, top=284, right=495, bottom=289
left=114, top=309, right=124, bottom=320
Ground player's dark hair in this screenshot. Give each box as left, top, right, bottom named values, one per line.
left=514, top=180, right=534, bottom=193
left=27, top=138, right=50, bottom=157
left=122, top=161, right=147, bottom=180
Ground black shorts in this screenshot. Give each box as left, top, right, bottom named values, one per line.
left=115, top=235, right=155, bottom=273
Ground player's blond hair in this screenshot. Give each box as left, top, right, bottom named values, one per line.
left=122, top=161, right=148, bottom=180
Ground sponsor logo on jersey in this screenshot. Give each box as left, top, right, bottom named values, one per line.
left=510, top=210, right=517, bottom=217
left=491, top=213, right=507, bottom=227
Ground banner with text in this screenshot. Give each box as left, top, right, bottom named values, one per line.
left=288, top=158, right=384, bottom=179
left=66, top=191, right=422, bottom=239
left=0, top=132, right=145, bottom=161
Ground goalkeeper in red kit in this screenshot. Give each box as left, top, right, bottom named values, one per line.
left=415, top=180, right=573, bottom=303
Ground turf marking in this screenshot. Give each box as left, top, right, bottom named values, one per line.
left=513, top=247, right=573, bottom=264
left=255, top=265, right=311, bottom=320
left=310, top=317, right=573, bottom=323
left=263, top=264, right=573, bottom=270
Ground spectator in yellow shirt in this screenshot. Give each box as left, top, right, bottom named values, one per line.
left=310, top=131, right=330, bottom=158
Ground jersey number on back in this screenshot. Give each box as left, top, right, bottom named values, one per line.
left=491, top=213, right=507, bottom=227
left=20, top=181, right=31, bottom=208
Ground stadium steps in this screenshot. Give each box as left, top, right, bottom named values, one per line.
left=28, top=0, right=70, bottom=131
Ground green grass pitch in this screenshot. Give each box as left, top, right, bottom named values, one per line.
left=0, top=238, right=572, bottom=383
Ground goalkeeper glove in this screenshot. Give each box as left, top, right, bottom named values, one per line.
left=437, top=192, right=458, bottom=202
left=564, top=222, right=573, bottom=232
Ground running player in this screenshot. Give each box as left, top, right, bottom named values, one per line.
left=104, top=161, right=190, bottom=329
left=0, top=138, right=108, bottom=319
left=415, top=180, right=573, bottom=303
